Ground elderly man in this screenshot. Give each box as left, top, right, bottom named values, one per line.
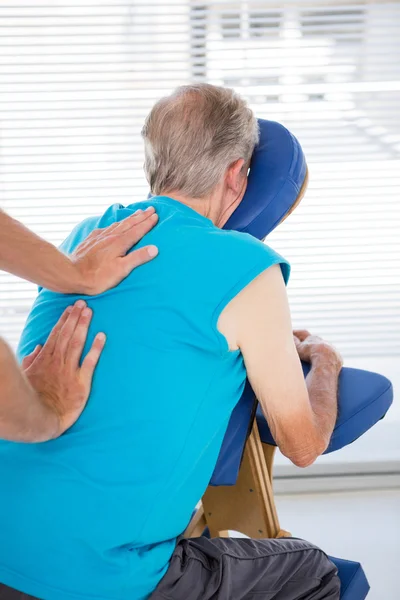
left=0, top=84, right=341, bottom=600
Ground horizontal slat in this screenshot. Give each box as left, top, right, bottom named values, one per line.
left=2, top=123, right=399, bottom=138
left=1, top=98, right=399, bottom=110
left=2, top=81, right=400, bottom=94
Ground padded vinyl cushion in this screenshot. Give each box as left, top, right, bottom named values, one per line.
left=211, top=364, right=392, bottom=485
left=257, top=364, right=393, bottom=454
left=224, top=119, right=307, bottom=240
left=329, top=556, right=370, bottom=600
left=209, top=380, right=256, bottom=486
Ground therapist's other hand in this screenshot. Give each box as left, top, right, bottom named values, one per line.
left=21, top=302, right=106, bottom=437
left=293, top=330, right=343, bottom=371
left=72, top=207, right=159, bottom=295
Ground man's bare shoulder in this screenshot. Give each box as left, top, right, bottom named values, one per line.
left=218, top=263, right=288, bottom=351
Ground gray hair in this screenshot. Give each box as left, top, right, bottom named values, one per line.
left=141, top=83, right=259, bottom=198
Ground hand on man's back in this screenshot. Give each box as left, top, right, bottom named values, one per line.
left=21, top=301, right=107, bottom=438
left=71, top=206, right=159, bottom=295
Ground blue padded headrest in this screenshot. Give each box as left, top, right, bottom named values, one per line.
left=224, top=119, right=307, bottom=239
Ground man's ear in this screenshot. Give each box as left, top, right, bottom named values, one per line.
left=226, top=158, right=246, bottom=193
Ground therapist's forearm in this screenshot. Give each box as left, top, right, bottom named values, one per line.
left=0, top=338, right=58, bottom=442
left=0, top=210, right=82, bottom=294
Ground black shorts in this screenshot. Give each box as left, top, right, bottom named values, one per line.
left=151, top=536, right=340, bottom=600
left=0, top=537, right=340, bottom=600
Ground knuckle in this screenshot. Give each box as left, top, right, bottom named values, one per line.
left=136, top=219, right=153, bottom=233
left=85, top=356, right=95, bottom=368
left=129, top=248, right=143, bottom=261
left=48, top=353, right=63, bottom=370
left=75, top=385, right=87, bottom=403
left=69, top=336, right=83, bottom=351
left=59, top=327, right=71, bottom=341
left=79, top=312, right=91, bottom=326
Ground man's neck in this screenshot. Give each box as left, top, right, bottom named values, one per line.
left=160, top=190, right=222, bottom=226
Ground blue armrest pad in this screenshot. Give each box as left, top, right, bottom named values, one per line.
left=257, top=364, right=393, bottom=453
left=211, top=364, right=393, bottom=486
left=329, top=556, right=370, bottom=600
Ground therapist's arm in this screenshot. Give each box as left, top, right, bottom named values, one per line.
left=218, top=265, right=342, bottom=468
left=0, top=207, right=158, bottom=295
left=0, top=302, right=105, bottom=443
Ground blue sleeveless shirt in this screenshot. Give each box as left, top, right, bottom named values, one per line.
left=0, top=197, right=289, bottom=600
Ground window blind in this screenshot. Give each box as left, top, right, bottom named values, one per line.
left=0, top=0, right=399, bottom=359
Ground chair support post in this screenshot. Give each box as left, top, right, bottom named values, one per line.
left=201, top=423, right=286, bottom=539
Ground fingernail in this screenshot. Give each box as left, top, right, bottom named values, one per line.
left=75, top=300, right=86, bottom=309
left=66, top=306, right=73, bottom=313
left=97, top=332, right=106, bottom=343
left=145, top=206, right=154, bottom=212
left=82, top=307, right=91, bottom=317
left=147, top=245, right=158, bottom=257
left=135, top=209, right=143, bottom=214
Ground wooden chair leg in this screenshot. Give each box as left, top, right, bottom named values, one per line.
left=201, top=422, right=289, bottom=539
left=184, top=504, right=207, bottom=538
left=263, top=442, right=277, bottom=481
left=263, top=443, right=292, bottom=538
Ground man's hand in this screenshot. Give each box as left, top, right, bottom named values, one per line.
left=293, top=330, right=343, bottom=372
left=71, top=207, right=159, bottom=295
left=22, top=301, right=106, bottom=438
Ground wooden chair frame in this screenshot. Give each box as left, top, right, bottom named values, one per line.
left=184, top=419, right=290, bottom=540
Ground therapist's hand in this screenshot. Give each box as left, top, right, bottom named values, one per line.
left=71, top=207, right=159, bottom=295
left=21, top=301, right=105, bottom=437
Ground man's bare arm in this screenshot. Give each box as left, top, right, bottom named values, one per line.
left=0, top=207, right=158, bottom=295
left=0, top=302, right=105, bottom=443
left=293, top=329, right=343, bottom=457
left=218, top=265, right=341, bottom=467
